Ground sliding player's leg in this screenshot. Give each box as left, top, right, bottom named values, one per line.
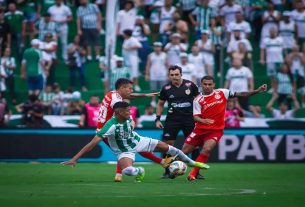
left=118, top=152, right=145, bottom=182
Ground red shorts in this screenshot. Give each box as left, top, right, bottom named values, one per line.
left=184, top=128, right=224, bottom=147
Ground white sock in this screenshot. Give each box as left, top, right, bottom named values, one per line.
left=166, top=145, right=195, bottom=165
left=122, top=166, right=143, bottom=176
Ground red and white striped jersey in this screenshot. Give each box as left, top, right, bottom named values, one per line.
left=96, top=91, right=123, bottom=130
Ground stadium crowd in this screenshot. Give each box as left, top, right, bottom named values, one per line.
left=0, top=0, right=304, bottom=127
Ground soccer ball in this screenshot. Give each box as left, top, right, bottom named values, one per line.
left=168, top=161, right=187, bottom=178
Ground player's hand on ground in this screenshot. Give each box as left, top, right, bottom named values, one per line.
left=61, top=160, right=77, bottom=167
left=156, top=120, right=164, bottom=129
left=201, top=119, right=214, bottom=125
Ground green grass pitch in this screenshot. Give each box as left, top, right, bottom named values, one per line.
left=0, top=163, right=304, bottom=207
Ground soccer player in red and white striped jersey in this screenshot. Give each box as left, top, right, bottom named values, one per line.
left=182, top=75, right=267, bottom=181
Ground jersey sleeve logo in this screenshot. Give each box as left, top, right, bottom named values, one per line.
left=165, top=85, right=171, bottom=90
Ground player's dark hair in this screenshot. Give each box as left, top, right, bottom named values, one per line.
left=115, top=78, right=133, bottom=90
left=168, top=65, right=182, bottom=74
left=113, top=101, right=130, bottom=110
left=201, top=75, right=215, bottom=83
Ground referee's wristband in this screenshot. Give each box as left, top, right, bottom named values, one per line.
left=155, top=115, right=161, bottom=123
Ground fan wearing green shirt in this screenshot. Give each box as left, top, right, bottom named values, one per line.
left=21, top=39, right=46, bottom=96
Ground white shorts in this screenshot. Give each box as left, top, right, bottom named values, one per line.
left=117, top=137, right=159, bottom=161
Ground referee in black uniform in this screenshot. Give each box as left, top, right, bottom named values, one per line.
left=155, top=65, right=201, bottom=178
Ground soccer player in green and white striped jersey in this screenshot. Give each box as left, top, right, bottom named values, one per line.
left=62, top=101, right=209, bottom=182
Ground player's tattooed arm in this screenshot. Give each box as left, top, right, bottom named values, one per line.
left=130, top=92, right=159, bottom=98
left=234, top=84, right=267, bottom=97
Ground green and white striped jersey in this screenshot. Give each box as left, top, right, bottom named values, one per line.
left=96, top=117, right=141, bottom=153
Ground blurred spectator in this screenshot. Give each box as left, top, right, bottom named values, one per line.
left=279, top=11, right=297, bottom=53
left=227, top=30, right=252, bottom=57
left=225, top=58, right=254, bottom=110
left=48, top=0, right=73, bottom=61
left=266, top=92, right=300, bottom=118
left=16, top=94, right=49, bottom=128
left=61, top=86, right=73, bottom=115
left=122, top=29, right=142, bottom=91
left=16, top=0, right=41, bottom=40
left=286, top=45, right=305, bottom=107
left=21, top=39, right=45, bottom=96
left=40, top=0, right=56, bottom=15
left=260, top=27, right=284, bottom=90
left=220, top=0, right=243, bottom=31
left=176, top=0, right=196, bottom=24
left=231, top=42, right=253, bottom=70
left=188, top=45, right=206, bottom=87
left=178, top=52, right=196, bottom=81
left=137, top=104, right=157, bottom=128
left=77, top=0, right=102, bottom=61
left=227, top=11, right=251, bottom=41
left=35, top=12, right=57, bottom=41
left=195, top=30, right=214, bottom=76
left=271, top=0, right=286, bottom=12
left=274, top=62, right=296, bottom=108
left=40, top=33, right=58, bottom=86
left=67, top=91, right=85, bottom=115
left=291, top=1, right=305, bottom=51
left=0, top=96, right=10, bottom=127
left=132, top=15, right=151, bottom=71
left=4, top=3, right=25, bottom=60
left=189, top=0, right=216, bottom=39
left=39, top=84, right=54, bottom=115
left=149, top=1, right=163, bottom=42
left=225, top=98, right=244, bottom=128
left=51, top=83, right=64, bottom=115
left=0, top=60, right=6, bottom=97
left=243, top=105, right=266, bottom=118
left=116, top=0, right=136, bottom=38
left=67, top=35, right=87, bottom=91
left=145, top=41, right=168, bottom=107
left=210, top=16, right=224, bottom=76
left=109, top=57, right=130, bottom=91
left=159, top=0, right=176, bottom=45
left=79, top=94, right=100, bottom=127
left=0, top=8, right=11, bottom=55
left=250, top=0, right=267, bottom=42
left=164, top=33, right=187, bottom=65
left=1, top=47, right=16, bottom=104
left=99, top=54, right=120, bottom=92
left=170, top=11, right=189, bottom=43
left=261, top=2, right=280, bottom=40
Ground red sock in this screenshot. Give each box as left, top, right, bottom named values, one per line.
left=139, top=152, right=162, bottom=164
left=116, top=163, right=122, bottom=174
left=189, top=153, right=209, bottom=177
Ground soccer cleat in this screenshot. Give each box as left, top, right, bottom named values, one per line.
left=192, top=162, right=210, bottom=169
left=161, top=155, right=177, bottom=168
left=196, top=173, right=205, bottom=180
left=114, top=174, right=123, bottom=182
left=187, top=174, right=197, bottom=181
left=135, top=167, right=145, bottom=182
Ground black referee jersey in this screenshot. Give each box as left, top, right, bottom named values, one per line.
left=159, top=79, right=199, bottom=123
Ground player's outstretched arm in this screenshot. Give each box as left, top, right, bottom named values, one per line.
left=61, top=136, right=102, bottom=167
left=130, top=92, right=159, bottom=98
left=234, top=84, right=267, bottom=97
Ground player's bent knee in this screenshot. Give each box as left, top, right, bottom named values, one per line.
left=154, top=141, right=169, bottom=152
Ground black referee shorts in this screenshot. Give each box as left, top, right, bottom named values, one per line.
left=162, top=121, right=194, bottom=141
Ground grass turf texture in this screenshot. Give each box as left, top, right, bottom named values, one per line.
left=0, top=163, right=304, bottom=207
